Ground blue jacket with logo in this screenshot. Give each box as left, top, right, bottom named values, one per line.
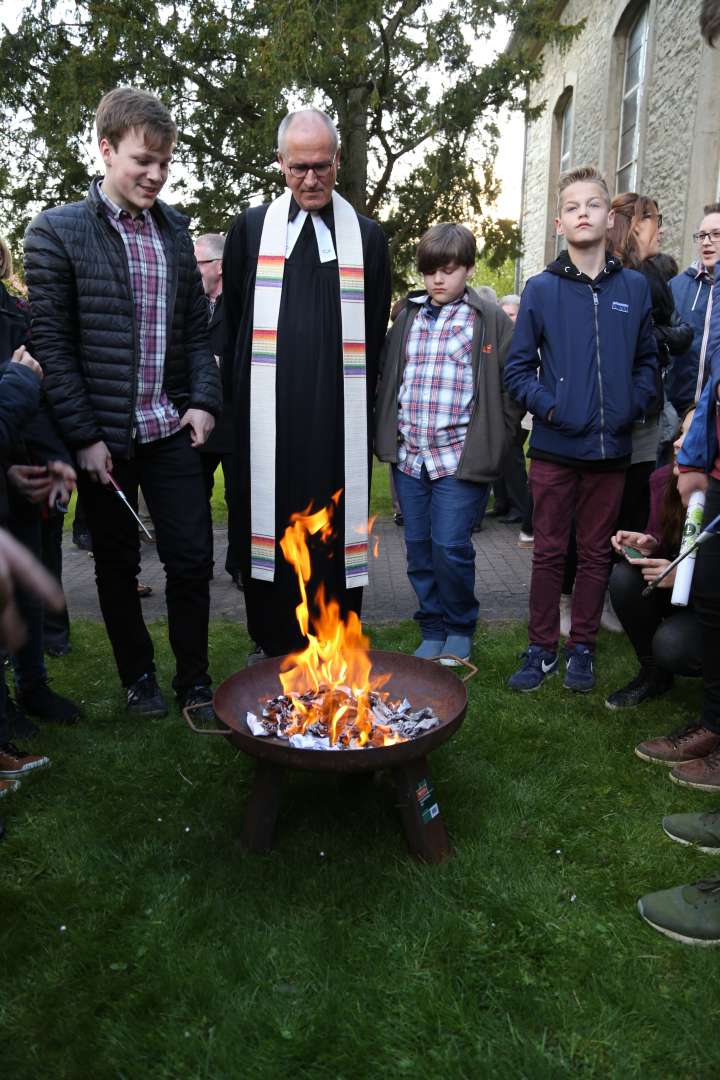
left=667, top=265, right=713, bottom=411
left=677, top=280, right=720, bottom=473
left=504, top=253, right=659, bottom=463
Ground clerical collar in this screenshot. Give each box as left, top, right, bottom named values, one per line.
left=288, top=195, right=334, bottom=229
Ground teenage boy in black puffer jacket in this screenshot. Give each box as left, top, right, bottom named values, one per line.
left=24, top=88, right=222, bottom=721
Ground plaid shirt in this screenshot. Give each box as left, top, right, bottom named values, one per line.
left=98, top=182, right=181, bottom=443
left=397, top=295, right=476, bottom=479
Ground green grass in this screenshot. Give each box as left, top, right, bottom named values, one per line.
left=2, top=618, right=720, bottom=1078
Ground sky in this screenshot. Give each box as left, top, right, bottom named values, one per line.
left=0, top=0, right=524, bottom=220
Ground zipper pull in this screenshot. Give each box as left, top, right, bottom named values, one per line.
left=593, top=290, right=598, bottom=306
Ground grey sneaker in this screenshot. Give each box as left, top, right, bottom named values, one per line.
left=638, top=878, right=720, bottom=945
left=663, top=812, right=720, bottom=854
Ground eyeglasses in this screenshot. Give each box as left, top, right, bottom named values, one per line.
left=196, top=258, right=221, bottom=264
left=693, top=229, right=720, bottom=243
left=643, top=212, right=663, bottom=228
left=285, top=154, right=337, bottom=179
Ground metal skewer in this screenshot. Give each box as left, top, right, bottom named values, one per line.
left=107, top=475, right=154, bottom=540
left=641, top=510, right=720, bottom=598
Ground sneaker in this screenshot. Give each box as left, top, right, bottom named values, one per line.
left=671, top=750, right=720, bottom=792
left=605, top=667, right=674, bottom=710
left=178, top=684, right=215, bottom=724
left=563, top=644, right=594, bottom=693
left=635, top=723, right=720, bottom=766
left=0, top=777, right=20, bottom=797
left=638, top=878, right=720, bottom=945
left=0, top=742, right=50, bottom=777
left=413, top=639, right=446, bottom=660
left=72, top=528, right=92, bottom=552
left=600, top=592, right=623, bottom=634
left=559, top=594, right=572, bottom=638
left=507, top=645, right=558, bottom=692
left=517, top=530, right=534, bottom=547
left=393, top=512, right=404, bottom=527
left=126, top=672, right=167, bottom=718
left=18, top=681, right=80, bottom=724
left=439, top=634, right=473, bottom=666
left=663, top=811, right=720, bottom=854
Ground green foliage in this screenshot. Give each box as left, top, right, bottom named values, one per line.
left=470, top=255, right=517, bottom=298
left=0, top=0, right=581, bottom=269
left=2, top=616, right=719, bottom=1078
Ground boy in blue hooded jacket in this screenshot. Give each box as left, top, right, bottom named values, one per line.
left=504, top=166, right=658, bottom=692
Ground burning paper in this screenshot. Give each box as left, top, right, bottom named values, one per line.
left=246, top=494, right=440, bottom=750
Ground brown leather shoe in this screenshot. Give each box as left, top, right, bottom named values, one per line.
left=671, top=750, right=720, bottom=792
left=635, top=724, right=720, bottom=766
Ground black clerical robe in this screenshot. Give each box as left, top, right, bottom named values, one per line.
left=223, top=197, right=391, bottom=656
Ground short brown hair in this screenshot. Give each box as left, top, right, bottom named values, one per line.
left=416, top=223, right=476, bottom=274
left=0, top=236, right=12, bottom=279
left=96, top=87, right=177, bottom=151
left=703, top=202, right=720, bottom=217
left=701, top=0, right=720, bottom=46
left=557, top=166, right=611, bottom=211
left=608, top=192, right=659, bottom=269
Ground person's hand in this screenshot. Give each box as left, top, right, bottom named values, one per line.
left=634, top=556, right=675, bottom=589
left=46, top=460, right=77, bottom=507
left=180, top=408, right=215, bottom=447
left=0, top=527, right=64, bottom=651
left=611, top=530, right=658, bottom=557
left=9, top=345, right=42, bottom=380
left=77, top=441, right=113, bottom=484
left=6, top=464, right=53, bottom=504
left=677, top=470, right=709, bottom=507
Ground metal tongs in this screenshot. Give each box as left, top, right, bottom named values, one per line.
left=641, top=510, right=720, bottom=597
left=107, top=475, right=153, bottom=540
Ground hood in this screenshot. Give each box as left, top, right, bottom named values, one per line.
left=545, top=249, right=623, bottom=285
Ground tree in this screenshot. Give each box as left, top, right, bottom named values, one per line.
left=0, top=0, right=579, bottom=281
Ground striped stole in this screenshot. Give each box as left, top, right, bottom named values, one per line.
left=249, top=188, right=369, bottom=588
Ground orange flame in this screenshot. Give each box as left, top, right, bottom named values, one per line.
left=277, top=494, right=396, bottom=747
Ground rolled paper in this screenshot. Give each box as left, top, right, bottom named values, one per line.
left=671, top=491, right=706, bottom=607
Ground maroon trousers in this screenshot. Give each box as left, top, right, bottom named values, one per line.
left=528, top=460, right=625, bottom=651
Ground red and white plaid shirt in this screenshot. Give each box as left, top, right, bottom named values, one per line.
left=98, top=182, right=181, bottom=444
left=397, top=295, right=476, bottom=479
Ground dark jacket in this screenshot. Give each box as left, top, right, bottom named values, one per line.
left=0, top=282, right=30, bottom=362
left=504, top=253, right=659, bottom=464
left=677, top=280, right=720, bottom=473
left=23, top=181, right=222, bottom=458
left=374, top=287, right=523, bottom=482
left=199, top=293, right=233, bottom=456
left=668, top=264, right=713, bottom=411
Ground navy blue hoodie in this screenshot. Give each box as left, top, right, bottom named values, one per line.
left=504, top=252, right=658, bottom=465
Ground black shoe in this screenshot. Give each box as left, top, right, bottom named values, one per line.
left=499, top=512, right=523, bottom=524
left=72, top=529, right=93, bottom=552
left=126, top=673, right=167, bottom=718
left=393, top=512, right=404, bottom=527
left=178, top=684, right=215, bottom=723
left=471, top=521, right=483, bottom=533
left=6, top=697, right=39, bottom=739
left=18, top=681, right=80, bottom=725
left=45, top=640, right=72, bottom=658
left=605, top=667, right=674, bottom=710
left=486, top=505, right=510, bottom=518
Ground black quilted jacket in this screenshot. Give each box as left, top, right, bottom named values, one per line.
left=23, top=181, right=222, bottom=457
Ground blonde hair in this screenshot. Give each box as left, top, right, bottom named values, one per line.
left=0, top=236, right=13, bottom=279
left=557, top=166, right=611, bottom=211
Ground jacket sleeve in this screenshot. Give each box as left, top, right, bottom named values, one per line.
left=656, top=312, right=693, bottom=358
left=221, top=214, right=247, bottom=405
left=631, top=280, right=660, bottom=418
left=180, top=232, right=222, bottom=416
left=0, top=364, right=42, bottom=451
left=503, top=282, right=554, bottom=420
left=24, top=213, right=105, bottom=449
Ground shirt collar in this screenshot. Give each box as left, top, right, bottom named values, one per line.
left=288, top=194, right=334, bottom=230
left=421, top=291, right=468, bottom=320
left=97, top=179, right=151, bottom=224
left=693, top=259, right=714, bottom=284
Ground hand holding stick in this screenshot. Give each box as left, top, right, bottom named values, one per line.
left=641, top=510, right=720, bottom=598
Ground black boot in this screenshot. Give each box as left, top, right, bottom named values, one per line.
left=605, top=665, right=674, bottom=710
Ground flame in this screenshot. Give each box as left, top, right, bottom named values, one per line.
left=277, top=494, right=397, bottom=747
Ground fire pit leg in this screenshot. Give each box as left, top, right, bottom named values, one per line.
left=240, top=762, right=284, bottom=853
left=391, top=756, right=451, bottom=864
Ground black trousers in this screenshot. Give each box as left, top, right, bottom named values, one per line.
left=77, top=429, right=213, bottom=691
left=199, top=451, right=240, bottom=580
left=608, top=559, right=701, bottom=675
left=695, top=478, right=720, bottom=732
left=42, top=509, right=70, bottom=649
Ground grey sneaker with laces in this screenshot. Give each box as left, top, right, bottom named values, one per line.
left=663, top=811, right=720, bottom=854
left=638, top=878, right=720, bottom=945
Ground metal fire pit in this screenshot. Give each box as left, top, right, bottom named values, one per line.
left=185, top=649, right=474, bottom=863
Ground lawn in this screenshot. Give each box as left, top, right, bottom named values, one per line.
left=2, top=616, right=719, bottom=1078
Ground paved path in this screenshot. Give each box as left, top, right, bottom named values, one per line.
left=61, top=517, right=532, bottom=626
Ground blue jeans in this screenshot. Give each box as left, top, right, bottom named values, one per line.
left=393, top=465, right=489, bottom=639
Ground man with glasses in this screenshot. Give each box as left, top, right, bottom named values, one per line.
left=222, top=109, right=391, bottom=662
left=667, top=202, right=720, bottom=413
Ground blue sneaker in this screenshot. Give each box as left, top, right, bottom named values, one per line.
left=563, top=644, right=594, bottom=692
left=507, top=645, right=558, bottom=692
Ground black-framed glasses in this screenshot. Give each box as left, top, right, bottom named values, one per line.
left=285, top=154, right=337, bottom=179
left=196, top=258, right=221, bottom=264
left=693, top=229, right=720, bottom=243
left=643, top=212, right=663, bottom=228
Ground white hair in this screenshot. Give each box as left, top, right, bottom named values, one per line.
left=277, top=109, right=339, bottom=155
left=195, top=233, right=225, bottom=260
left=499, top=294, right=521, bottom=307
